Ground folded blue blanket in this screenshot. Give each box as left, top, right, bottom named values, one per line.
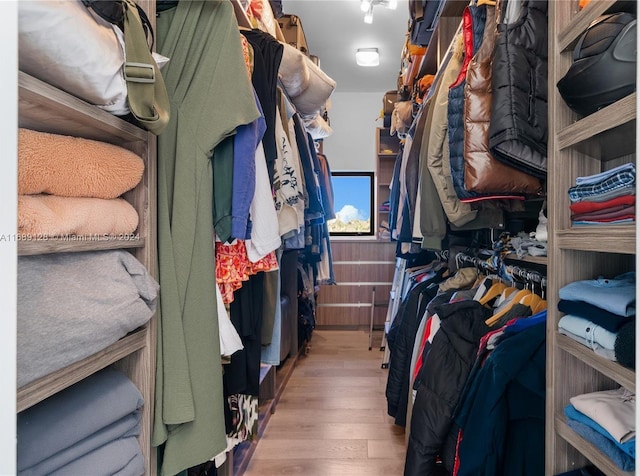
left=49, top=436, right=144, bottom=476
left=565, top=404, right=635, bottom=458
left=21, top=411, right=141, bottom=476
left=18, top=368, right=143, bottom=471
left=565, top=416, right=635, bottom=472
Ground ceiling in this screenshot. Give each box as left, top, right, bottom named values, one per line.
left=280, top=0, right=411, bottom=93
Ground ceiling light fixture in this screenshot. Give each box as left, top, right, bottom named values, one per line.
left=360, top=0, right=397, bottom=23
left=356, top=48, right=380, bottom=67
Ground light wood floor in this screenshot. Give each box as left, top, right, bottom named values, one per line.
left=243, top=329, right=406, bottom=476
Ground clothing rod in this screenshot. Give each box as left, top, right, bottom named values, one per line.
left=505, top=264, right=547, bottom=289
left=454, top=251, right=497, bottom=273
left=455, top=251, right=547, bottom=288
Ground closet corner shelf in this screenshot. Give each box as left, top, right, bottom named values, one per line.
left=555, top=225, right=635, bottom=255
left=555, top=413, right=635, bottom=476
left=18, top=237, right=146, bottom=256
left=558, top=0, right=619, bottom=52
left=556, top=333, right=635, bottom=392
left=557, top=93, right=636, bottom=160
left=18, top=71, right=149, bottom=144
left=17, top=327, right=148, bottom=413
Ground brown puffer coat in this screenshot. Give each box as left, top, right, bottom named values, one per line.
left=463, top=3, right=543, bottom=195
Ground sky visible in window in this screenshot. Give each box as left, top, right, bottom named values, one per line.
left=331, top=175, right=371, bottom=222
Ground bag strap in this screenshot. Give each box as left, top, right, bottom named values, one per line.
left=122, top=0, right=169, bottom=135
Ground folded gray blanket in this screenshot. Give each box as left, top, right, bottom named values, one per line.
left=17, top=250, right=159, bottom=387
left=18, top=368, right=143, bottom=472
left=20, top=411, right=141, bottom=476
left=49, top=436, right=144, bottom=476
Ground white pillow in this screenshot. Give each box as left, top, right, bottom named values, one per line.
left=278, top=42, right=311, bottom=98
left=18, top=0, right=129, bottom=115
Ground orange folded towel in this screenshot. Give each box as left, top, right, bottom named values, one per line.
left=18, top=195, right=139, bottom=237
left=18, top=128, right=144, bottom=199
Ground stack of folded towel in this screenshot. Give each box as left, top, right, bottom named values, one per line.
left=557, top=272, right=635, bottom=367
left=568, top=163, right=635, bottom=226
left=564, top=387, right=635, bottom=472
left=18, top=368, right=145, bottom=476
left=18, top=128, right=143, bottom=238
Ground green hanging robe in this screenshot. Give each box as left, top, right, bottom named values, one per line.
left=153, top=2, right=260, bottom=474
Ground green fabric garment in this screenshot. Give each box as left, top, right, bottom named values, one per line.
left=212, top=136, right=234, bottom=244
left=417, top=96, right=447, bottom=250
left=153, top=2, right=260, bottom=475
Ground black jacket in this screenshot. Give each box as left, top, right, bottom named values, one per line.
left=385, top=268, right=446, bottom=426
left=489, top=0, right=548, bottom=179
left=404, top=299, right=491, bottom=476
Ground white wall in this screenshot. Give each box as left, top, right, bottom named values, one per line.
left=323, top=91, right=386, bottom=172
left=1, top=1, right=18, bottom=472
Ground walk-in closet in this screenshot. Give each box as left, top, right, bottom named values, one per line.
left=3, top=0, right=637, bottom=475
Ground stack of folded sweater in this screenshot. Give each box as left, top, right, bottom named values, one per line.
left=564, top=387, right=635, bottom=472
left=18, top=128, right=143, bottom=238
left=18, top=250, right=159, bottom=387
left=18, top=368, right=145, bottom=476
left=557, top=272, right=635, bottom=367
left=568, top=163, right=635, bottom=226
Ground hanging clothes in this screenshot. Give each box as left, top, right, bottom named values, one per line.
left=405, top=299, right=491, bottom=476
left=153, top=2, right=261, bottom=474
left=447, top=4, right=488, bottom=201
left=462, top=2, right=543, bottom=195
left=240, top=28, right=284, bottom=176
left=489, top=0, right=549, bottom=178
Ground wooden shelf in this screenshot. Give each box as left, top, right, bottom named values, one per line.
left=17, top=11, right=156, bottom=470
left=555, top=225, right=635, bottom=255
left=17, top=328, right=148, bottom=413
left=548, top=1, right=636, bottom=475
left=376, top=127, right=400, bottom=156
left=556, top=333, right=635, bottom=393
left=557, top=93, right=636, bottom=160
left=18, top=237, right=145, bottom=256
left=555, top=413, right=635, bottom=476
left=416, top=0, right=467, bottom=76
left=18, top=71, right=149, bottom=144
left=557, top=0, right=620, bottom=52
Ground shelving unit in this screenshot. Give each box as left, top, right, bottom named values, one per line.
left=546, top=1, right=636, bottom=475
left=376, top=127, right=401, bottom=239
left=16, top=0, right=157, bottom=472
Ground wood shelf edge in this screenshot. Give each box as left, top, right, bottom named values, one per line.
left=19, top=71, right=148, bottom=142
left=18, top=237, right=146, bottom=256
left=555, top=226, right=635, bottom=255
left=557, top=93, right=636, bottom=152
left=557, top=0, right=619, bottom=52
left=555, top=413, right=635, bottom=476
left=17, top=327, right=149, bottom=412
left=556, top=333, right=635, bottom=392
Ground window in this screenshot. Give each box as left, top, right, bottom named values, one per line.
left=327, top=171, right=374, bottom=236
